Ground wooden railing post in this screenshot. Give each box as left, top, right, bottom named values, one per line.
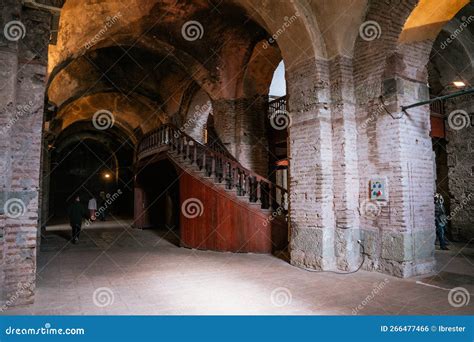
left=201, top=150, right=206, bottom=172
left=136, top=124, right=289, bottom=212
left=211, top=156, right=216, bottom=179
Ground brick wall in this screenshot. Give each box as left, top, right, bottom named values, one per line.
left=0, top=3, right=51, bottom=307
left=212, top=96, right=269, bottom=176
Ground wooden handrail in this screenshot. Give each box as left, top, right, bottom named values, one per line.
left=137, top=124, right=288, bottom=210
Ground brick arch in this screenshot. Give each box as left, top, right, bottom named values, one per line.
left=441, top=19, right=474, bottom=65
left=47, top=36, right=220, bottom=105
left=54, top=92, right=164, bottom=140
left=353, top=0, right=469, bottom=94
left=53, top=121, right=134, bottom=156
left=233, top=0, right=327, bottom=66
left=47, top=121, right=135, bottom=220
left=177, top=84, right=213, bottom=144
left=350, top=0, right=470, bottom=277
left=242, top=40, right=283, bottom=98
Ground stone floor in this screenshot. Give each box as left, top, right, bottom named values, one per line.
left=3, top=220, right=474, bottom=315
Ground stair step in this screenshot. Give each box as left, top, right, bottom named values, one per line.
left=169, top=150, right=278, bottom=215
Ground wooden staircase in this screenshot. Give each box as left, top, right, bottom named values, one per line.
left=135, top=124, right=288, bottom=253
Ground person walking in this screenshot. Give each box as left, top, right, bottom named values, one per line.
left=68, top=196, right=88, bottom=244
left=88, top=195, right=97, bottom=221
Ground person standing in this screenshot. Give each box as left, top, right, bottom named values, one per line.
left=98, top=191, right=107, bottom=221
left=88, top=195, right=97, bottom=221
left=68, top=196, right=88, bottom=244
left=434, top=193, right=449, bottom=250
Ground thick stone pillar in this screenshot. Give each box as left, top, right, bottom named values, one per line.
left=0, top=3, right=52, bottom=307
left=328, top=56, right=361, bottom=271
left=355, top=43, right=436, bottom=277
left=212, top=96, right=269, bottom=176
left=0, top=1, right=20, bottom=304
left=287, top=58, right=336, bottom=270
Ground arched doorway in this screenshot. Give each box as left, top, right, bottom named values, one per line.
left=134, top=159, right=180, bottom=242
left=45, top=123, right=135, bottom=225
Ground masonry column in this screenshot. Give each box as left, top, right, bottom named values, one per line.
left=0, top=0, right=20, bottom=305
left=328, top=56, right=361, bottom=271
left=212, top=96, right=269, bottom=176
left=287, top=58, right=336, bottom=270
left=355, top=40, right=436, bottom=277
left=0, top=3, right=52, bottom=307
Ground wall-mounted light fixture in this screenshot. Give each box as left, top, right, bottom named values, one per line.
left=453, top=81, right=466, bottom=88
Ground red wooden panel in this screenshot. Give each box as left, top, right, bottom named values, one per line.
left=430, top=115, right=445, bottom=138
left=133, top=186, right=151, bottom=228
left=178, top=170, right=281, bottom=254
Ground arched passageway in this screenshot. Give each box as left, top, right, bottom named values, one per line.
left=47, top=134, right=134, bottom=222
left=0, top=0, right=473, bottom=314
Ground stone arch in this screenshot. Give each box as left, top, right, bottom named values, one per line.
left=47, top=120, right=135, bottom=219
left=441, top=18, right=474, bottom=66
left=351, top=0, right=471, bottom=277
left=52, top=92, right=163, bottom=140
left=178, top=85, right=213, bottom=144
left=242, top=40, right=283, bottom=98
left=232, top=0, right=327, bottom=67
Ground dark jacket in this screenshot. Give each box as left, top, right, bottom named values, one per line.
left=435, top=199, right=447, bottom=227
left=68, top=201, right=88, bottom=226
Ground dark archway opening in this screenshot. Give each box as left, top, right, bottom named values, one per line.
left=135, top=159, right=180, bottom=244
left=428, top=3, right=474, bottom=245
left=47, top=131, right=135, bottom=224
